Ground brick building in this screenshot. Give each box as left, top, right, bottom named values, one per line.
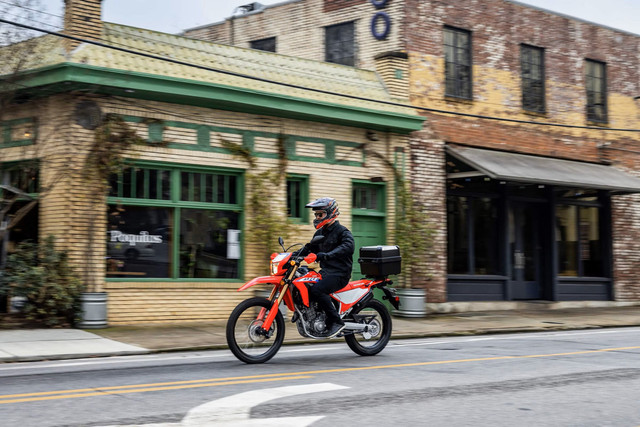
left=0, top=0, right=422, bottom=323
left=184, top=0, right=640, bottom=307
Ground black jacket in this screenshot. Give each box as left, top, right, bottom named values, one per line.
left=308, top=221, right=355, bottom=277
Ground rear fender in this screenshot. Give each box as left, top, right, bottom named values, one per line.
left=237, top=275, right=283, bottom=292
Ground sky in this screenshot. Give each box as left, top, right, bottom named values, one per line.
left=32, top=0, right=639, bottom=36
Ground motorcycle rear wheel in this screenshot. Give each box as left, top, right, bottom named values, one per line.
left=226, top=297, right=285, bottom=364
left=344, top=299, right=392, bottom=356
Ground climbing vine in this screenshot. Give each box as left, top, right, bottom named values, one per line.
left=364, top=147, right=434, bottom=288
left=221, top=134, right=294, bottom=262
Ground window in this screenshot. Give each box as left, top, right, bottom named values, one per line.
left=107, top=165, right=242, bottom=279
left=556, top=202, right=603, bottom=277
left=353, top=185, right=381, bottom=210
left=250, top=37, right=276, bottom=52
left=286, top=175, right=308, bottom=222
left=521, top=44, right=545, bottom=113
left=447, top=195, right=499, bottom=275
left=585, top=59, right=607, bottom=123
left=444, top=26, right=472, bottom=99
left=325, top=21, right=355, bottom=66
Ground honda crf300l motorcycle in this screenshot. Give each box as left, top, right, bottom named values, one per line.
left=226, top=236, right=400, bottom=364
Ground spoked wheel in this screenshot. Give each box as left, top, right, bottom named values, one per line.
left=226, top=297, right=285, bottom=364
left=344, top=299, right=392, bottom=356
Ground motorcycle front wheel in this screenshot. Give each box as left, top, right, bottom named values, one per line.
left=226, top=297, right=285, bottom=364
left=344, top=299, right=392, bottom=356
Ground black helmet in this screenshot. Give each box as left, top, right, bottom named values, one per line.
left=306, top=197, right=340, bottom=230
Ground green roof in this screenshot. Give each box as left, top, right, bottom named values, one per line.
left=0, top=23, right=423, bottom=132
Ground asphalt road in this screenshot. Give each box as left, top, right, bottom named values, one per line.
left=1, top=327, right=639, bottom=426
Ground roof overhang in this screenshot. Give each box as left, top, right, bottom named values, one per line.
left=4, top=63, right=425, bottom=134
left=446, top=145, right=640, bottom=194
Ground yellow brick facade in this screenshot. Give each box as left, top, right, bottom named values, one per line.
left=3, top=93, right=408, bottom=324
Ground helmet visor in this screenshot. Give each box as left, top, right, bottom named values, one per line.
left=314, top=210, right=327, bottom=220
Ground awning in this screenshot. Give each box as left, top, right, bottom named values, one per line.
left=446, top=145, right=640, bottom=193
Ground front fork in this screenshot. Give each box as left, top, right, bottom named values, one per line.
left=257, top=280, right=292, bottom=336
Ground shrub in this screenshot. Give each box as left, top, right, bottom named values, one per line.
left=0, top=236, right=84, bottom=327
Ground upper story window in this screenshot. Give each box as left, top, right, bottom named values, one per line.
left=521, top=44, right=545, bottom=113
left=444, top=26, right=472, bottom=99
left=325, top=21, right=355, bottom=66
left=585, top=59, right=607, bottom=123
left=250, top=37, right=276, bottom=52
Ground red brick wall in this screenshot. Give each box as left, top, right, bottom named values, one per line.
left=324, top=0, right=367, bottom=13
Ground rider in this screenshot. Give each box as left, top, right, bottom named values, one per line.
left=304, top=197, right=355, bottom=338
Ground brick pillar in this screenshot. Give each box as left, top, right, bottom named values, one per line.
left=374, top=51, right=410, bottom=99
left=63, top=0, right=103, bottom=53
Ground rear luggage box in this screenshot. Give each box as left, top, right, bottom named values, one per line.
left=358, top=245, right=402, bottom=277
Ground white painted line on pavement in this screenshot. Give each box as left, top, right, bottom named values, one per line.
left=391, top=327, right=640, bottom=347
left=98, top=382, right=349, bottom=427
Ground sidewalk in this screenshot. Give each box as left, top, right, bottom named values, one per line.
left=1, top=304, right=639, bottom=362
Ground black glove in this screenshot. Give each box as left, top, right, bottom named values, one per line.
left=316, top=252, right=327, bottom=262
left=293, top=246, right=310, bottom=257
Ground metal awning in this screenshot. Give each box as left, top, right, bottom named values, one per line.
left=446, top=145, right=640, bottom=193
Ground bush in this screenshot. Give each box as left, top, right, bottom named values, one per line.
left=0, top=236, right=84, bottom=327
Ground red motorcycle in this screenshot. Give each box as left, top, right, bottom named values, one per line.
left=226, top=236, right=401, bottom=364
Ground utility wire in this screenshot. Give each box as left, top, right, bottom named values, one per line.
left=1, top=17, right=639, bottom=133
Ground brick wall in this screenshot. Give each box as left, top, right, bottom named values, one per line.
left=183, top=0, right=406, bottom=70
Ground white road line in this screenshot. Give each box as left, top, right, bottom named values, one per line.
left=98, top=383, right=349, bottom=427
left=390, top=328, right=640, bottom=347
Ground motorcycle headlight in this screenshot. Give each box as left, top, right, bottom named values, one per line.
left=270, top=261, right=279, bottom=275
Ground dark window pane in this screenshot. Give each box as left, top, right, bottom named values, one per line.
left=107, top=206, right=172, bottom=278
left=579, top=206, right=602, bottom=276
left=444, top=27, right=472, bottom=99
left=556, top=205, right=578, bottom=276
left=472, top=197, right=499, bottom=275
left=521, top=45, right=545, bottom=112
left=585, top=60, right=607, bottom=123
left=447, top=196, right=469, bottom=273
left=179, top=209, right=240, bottom=278
left=250, top=37, right=276, bottom=52
left=325, top=21, right=355, bottom=66
left=287, top=180, right=301, bottom=218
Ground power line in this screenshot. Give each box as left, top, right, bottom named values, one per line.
left=0, top=17, right=639, bottom=133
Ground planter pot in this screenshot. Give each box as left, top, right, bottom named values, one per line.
left=78, top=292, right=108, bottom=329
left=392, top=288, right=427, bottom=318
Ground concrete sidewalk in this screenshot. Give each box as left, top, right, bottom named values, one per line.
left=1, top=304, right=639, bottom=362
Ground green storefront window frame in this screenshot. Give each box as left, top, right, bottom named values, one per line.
left=107, top=161, right=244, bottom=282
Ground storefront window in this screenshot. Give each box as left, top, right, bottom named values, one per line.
left=107, top=165, right=242, bottom=280
left=473, top=197, right=499, bottom=275
left=107, top=206, right=172, bottom=278
left=447, top=196, right=499, bottom=275
left=179, top=209, right=239, bottom=278
left=556, top=204, right=602, bottom=277
left=447, top=196, right=469, bottom=274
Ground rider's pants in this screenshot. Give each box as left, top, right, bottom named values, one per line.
left=309, top=274, right=348, bottom=325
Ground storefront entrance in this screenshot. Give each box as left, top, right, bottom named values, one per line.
left=509, top=201, right=544, bottom=299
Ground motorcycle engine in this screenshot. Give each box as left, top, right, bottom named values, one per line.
left=296, top=302, right=327, bottom=337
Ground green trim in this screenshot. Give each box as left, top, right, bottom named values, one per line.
left=11, top=63, right=425, bottom=133
left=286, top=173, right=310, bottom=223
left=0, top=117, right=37, bottom=148
left=120, top=114, right=367, bottom=166
left=107, top=161, right=245, bottom=281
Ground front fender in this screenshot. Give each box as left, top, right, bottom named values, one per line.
left=237, top=275, right=283, bottom=291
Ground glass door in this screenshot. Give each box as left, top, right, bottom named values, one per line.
left=509, top=201, right=543, bottom=299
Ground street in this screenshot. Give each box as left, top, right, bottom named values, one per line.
left=1, top=327, right=639, bottom=426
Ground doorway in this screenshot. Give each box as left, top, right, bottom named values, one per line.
left=509, top=201, right=545, bottom=299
